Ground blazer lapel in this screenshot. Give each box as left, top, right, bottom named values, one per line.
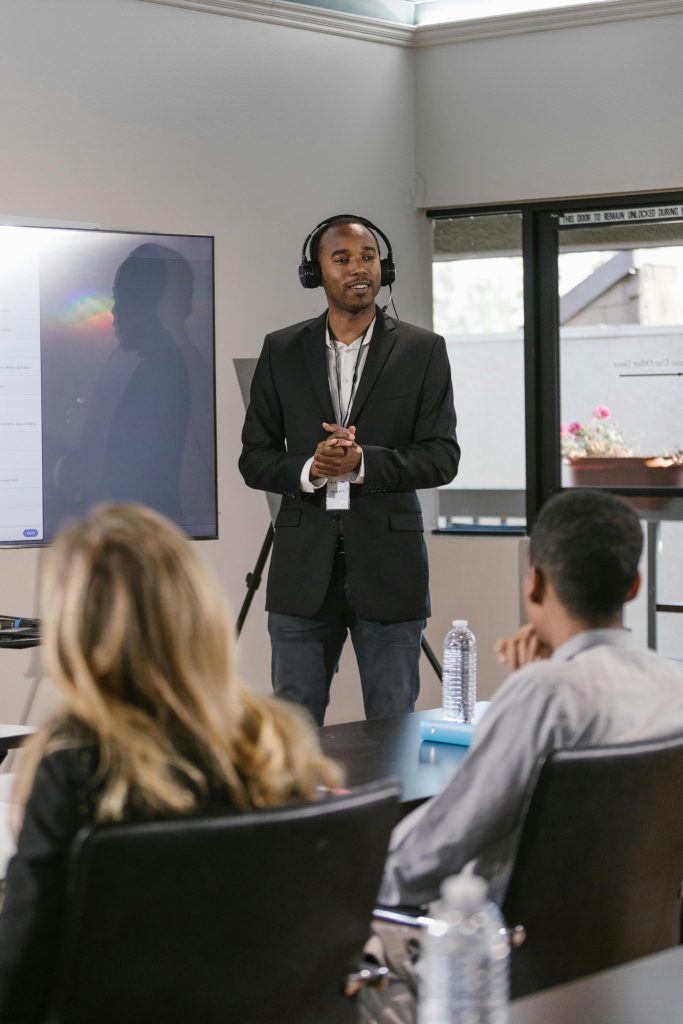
left=347, top=309, right=396, bottom=424
left=302, top=312, right=335, bottom=422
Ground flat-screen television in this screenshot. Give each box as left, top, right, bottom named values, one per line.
left=0, top=225, right=217, bottom=545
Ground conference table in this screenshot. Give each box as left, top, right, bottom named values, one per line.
left=0, top=706, right=469, bottom=787
left=319, top=708, right=469, bottom=814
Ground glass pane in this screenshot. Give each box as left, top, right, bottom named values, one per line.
left=432, top=213, right=525, bottom=529
left=558, top=216, right=683, bottom=515
left=557, top=207, right=683, bottom=657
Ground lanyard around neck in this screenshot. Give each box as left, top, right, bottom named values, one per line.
left=329, top=320, right=371, bottom=427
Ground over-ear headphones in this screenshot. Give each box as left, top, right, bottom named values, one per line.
left=298, top=214, right=396, bottom=290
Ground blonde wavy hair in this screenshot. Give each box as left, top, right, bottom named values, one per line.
left=18, top=502, right=342, bottom=819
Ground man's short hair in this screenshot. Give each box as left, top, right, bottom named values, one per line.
left=310, top=216, right=380, bottom=267
left=529, top=490, right=642, bottom=625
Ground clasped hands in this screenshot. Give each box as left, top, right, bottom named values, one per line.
left=310, top=422, right=362, bottom=481
left=494, top=623, right=551, bottom=671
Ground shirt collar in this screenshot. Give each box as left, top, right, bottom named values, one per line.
left=325, top=317, right=376, bottom=351
left=551, top=628, right=636, bottom=663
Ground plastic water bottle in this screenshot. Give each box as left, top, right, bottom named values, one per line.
left=442, top=620, right=477, bottom=722
left=418, top=874, right=510, bottom=1024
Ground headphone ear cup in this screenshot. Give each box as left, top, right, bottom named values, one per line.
left=381, top=258, right=396, bottom=288
left=299, top=257, right=322, bottom=289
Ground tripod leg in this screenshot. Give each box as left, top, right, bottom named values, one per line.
left=235, top=523, right=275, bottom=637
left=236, top=526, right=445, bottom=690
left=420, top=634, right=442, bottom=682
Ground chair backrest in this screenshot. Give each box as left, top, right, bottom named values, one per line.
left=48, top=780, right=400, bottom=1024
left=502, top=735, right=683, bottom=999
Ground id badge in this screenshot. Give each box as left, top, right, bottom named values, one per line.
left=326, top=479, right=350, bottom=511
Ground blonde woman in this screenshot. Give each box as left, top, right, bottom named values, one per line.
left=0, top=503, right=341, bottom=1023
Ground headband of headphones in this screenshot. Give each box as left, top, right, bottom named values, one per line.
left=298, top=214, right=396, bottom=289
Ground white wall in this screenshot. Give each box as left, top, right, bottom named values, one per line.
left=0, top=0, right=429, bottom=728
left=415, top=11, right=683, bottom=207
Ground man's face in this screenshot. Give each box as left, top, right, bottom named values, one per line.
left=317, top=223, right=382, bottom=317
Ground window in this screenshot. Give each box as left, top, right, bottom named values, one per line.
left=430, top=193, right=683, bottom=657
left=432, top=213, right=525, bottom=531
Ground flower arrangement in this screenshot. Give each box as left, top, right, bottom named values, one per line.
left=560, top=406, right=634, bottom=459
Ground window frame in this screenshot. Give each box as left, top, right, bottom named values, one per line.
left=429, top=189, right=683, bottom=533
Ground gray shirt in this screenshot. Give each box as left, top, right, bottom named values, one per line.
left=379, top=629, right=683, bottom=907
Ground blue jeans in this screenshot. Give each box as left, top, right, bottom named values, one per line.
left=268, top=556, right=424, bottom=725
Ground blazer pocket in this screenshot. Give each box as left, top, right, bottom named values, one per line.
left=389, top=512, right=424, bottom=532
left=275, top=509, right=302, bottom=528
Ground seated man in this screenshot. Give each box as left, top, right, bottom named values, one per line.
left=360, top=489, right=683, bottom=1023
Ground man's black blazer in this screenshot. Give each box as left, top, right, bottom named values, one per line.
left=239, top=308, right=460, bottom=622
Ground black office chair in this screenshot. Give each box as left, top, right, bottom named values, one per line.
left=47, top=779, right=400, bottom=1024
left=374, top=735, right=683, bottom=1003
left=503, top=734, right=683, bottom=998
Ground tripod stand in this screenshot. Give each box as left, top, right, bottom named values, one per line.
left=235, top=525, right=443, bottom=681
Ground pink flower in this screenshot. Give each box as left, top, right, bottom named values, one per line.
left=593, top=405, right=610, bottom=420
left=568, top=422, right=582, bottom=435
left=560, top=423, right=570, bottom=436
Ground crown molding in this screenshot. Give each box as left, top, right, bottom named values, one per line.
left=138, top=0, right=414, bottom=46
left=414, top=0, right=683, bottom=47
left=138, top=0, right=683, bottom=48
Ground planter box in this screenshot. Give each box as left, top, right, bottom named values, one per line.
left=568, top=457, right=683, bottom=510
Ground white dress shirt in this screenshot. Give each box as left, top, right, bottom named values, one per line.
left=300, top=318, right=374, bottom=493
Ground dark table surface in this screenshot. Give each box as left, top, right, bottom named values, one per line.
left=0, top=615, right=40, bottom=649
left=510, top=945, right=683, bottom=1023
left=319, top=709, right=469, bottom=813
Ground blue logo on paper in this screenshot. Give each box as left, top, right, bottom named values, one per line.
left=23, top=529, right=38, bottom=538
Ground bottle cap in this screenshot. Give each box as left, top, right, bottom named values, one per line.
left=451, top=619, right=468, bottom=629
left=440, top=873, right=487, bottom=911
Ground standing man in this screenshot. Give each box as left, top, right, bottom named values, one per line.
left=239, top=215, right=459, bottom=724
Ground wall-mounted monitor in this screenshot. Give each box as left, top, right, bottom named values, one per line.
left=0, top=226, right=217, bottom=545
